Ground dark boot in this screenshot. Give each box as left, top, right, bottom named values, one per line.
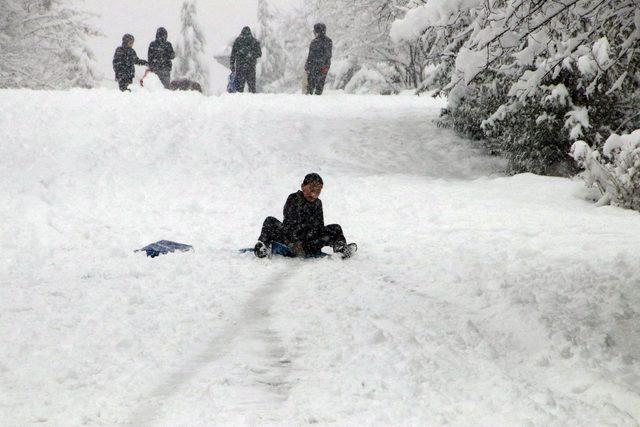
left=334, top=242, right=357, bottom=259
left=254, top=241, right=269, bottom=258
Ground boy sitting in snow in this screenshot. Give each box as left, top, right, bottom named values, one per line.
left=254, top=173, right=357, bottom=258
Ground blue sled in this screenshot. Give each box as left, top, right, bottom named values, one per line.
left=239, top=242, right=330, bottom=258
left=227, top=72, right=237, bottom=93
left=135, top=240, right=193, bottom=258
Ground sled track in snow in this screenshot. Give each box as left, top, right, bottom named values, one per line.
left=6, top=92, right=639, bottom=425
left=127, top=266, right=302, bottom=425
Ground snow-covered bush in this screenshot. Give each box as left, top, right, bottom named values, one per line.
left=344, top=63, right=400, bottom=95
left=572, top=130, right=640, bottom=210
left=439, top=74, right=507, bottom=143
left=329, top=57, right=359, bottom=90
left=484, top=67, right=639, bottom=174
left=483, top=95, right=576, bottom=175
left=392, top=0, right=640, bottom=175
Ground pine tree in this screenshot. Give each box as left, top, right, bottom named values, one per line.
left=0, top=0, right=99, bottom=89
left=173, top=0, right=210, bottom=94
left=257, top=0, right=285, bottom=91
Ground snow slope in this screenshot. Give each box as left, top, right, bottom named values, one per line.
left=1, top=89, right=640, bottom=426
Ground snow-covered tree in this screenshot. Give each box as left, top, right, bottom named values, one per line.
left=173, top=0, right=210, bottom=94
left=311, top=0, right=427, bottom=92
left=257, top=0, right=286, bottom=92
left=0, top=0, right=99, bottom=89
left=260, top=5, right=315, bottom=93
left=258, top=0, right=428, bottom=93
left=392, top=0, right=640, bottom=175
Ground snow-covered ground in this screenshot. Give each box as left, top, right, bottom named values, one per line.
left=1, top=89, right=639, bottom=426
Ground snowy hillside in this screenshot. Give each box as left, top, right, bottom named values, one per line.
left=1, top=90, right=640, bottom=425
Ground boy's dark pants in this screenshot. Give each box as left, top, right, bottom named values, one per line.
left=236, top=64, right=257, bottom=93
left=154, top=68, right=171, bottom=88
left=259, top=216, right=346, bottom=255
left=307, top=69, right=327, bottom=95
left=118, top=78, right=133, bottom=91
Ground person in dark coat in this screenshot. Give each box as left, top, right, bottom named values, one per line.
left=305, top=23, right=333, bottom=95
left=230, top=26, right=262, bottom=93
left=112, top=34, right=148, bottom=91
left=148, top=27, right=175, bottom=88
left=254, top=173, right=357, bottom=258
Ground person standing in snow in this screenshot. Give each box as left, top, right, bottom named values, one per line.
left=254, top=173, right=357, bottom=259
left=112, top=34, right=148, bottom=92
left=230, top=26, right=262, bottom=93
left=305, top=23, right=332, bottom=95
left=147, top=27, right=175, bottom=88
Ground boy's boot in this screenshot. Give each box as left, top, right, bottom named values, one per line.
left=254, top=241, right=269, bottom=258
left=334, top=242, right=357, bottom=259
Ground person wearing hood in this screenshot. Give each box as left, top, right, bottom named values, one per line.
left=148, top=27, right=175, bottom=88
left=230, top=26, right=262, bottom=93
left=305, top=23, right=333, bottom=95
left=113, top=34, right=148, bottom=91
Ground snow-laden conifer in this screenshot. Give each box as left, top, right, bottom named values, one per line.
left=0, top=0, right=99, bottom=89
left=257, top=0, right=286, bottom=92
left=173, top=0, right=210, bottom=94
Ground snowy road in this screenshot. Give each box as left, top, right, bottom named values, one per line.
left=1, top=90, right=640, bottom=426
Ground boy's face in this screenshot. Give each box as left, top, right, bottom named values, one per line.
left=301, top=181, right=323, bottom=202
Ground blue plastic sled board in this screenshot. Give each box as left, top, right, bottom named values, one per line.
left=135, top=240, right=193, bottom=258
left=227, top=72, right=237, bottom=93
left=239, top=242, right=330, bottom=258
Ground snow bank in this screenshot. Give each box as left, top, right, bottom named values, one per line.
left=133, top=71, right=165, bottom=92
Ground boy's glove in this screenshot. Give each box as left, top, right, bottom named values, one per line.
left=290, top=242, right=304, bottom=255
left=320, top=66, right=329, bottom=74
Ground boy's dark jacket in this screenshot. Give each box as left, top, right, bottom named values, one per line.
left=230, top=28, right=262, bottom=70
left=112, top=46, right=147, bottom=80
left=148, top=28, right=175, bottom=72
left=305, top=35, right=333, bottom=72
left=282, top=191, right=324, bottom=243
